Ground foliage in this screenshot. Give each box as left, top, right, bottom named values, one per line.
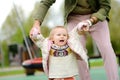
left=1, top=41, right=9, bottom=66
left=87, top=0, right=120, bottom=55
left=0, top=69, right=24, bottom=76
left=1, top=5, right=26, bottom=44
left=109, top=0, right=120, bottom=53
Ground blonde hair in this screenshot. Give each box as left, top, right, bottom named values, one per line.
left=49, top=26, right=69, bottom=40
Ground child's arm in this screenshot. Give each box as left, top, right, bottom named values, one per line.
left=29, top=23, right=45, bottom=48
left=76, top=17, right=98, bottom=33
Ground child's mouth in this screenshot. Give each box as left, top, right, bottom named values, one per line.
left=59, top=40, right=64, bottom=42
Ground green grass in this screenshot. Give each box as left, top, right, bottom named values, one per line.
left=90, top=58, right=104, bottom=67
left=90, top=57, right=120, bottom=67
left=0, top=69, right=24, bottom=76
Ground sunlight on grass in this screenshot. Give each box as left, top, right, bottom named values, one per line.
left=90, top=59, right=104, bottom=67
left=89, top=56, right=119, bottom=67
left=0, top=69, right=24, bottom=76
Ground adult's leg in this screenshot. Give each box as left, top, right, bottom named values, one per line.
left=67, top=14, right=91, bottom=80
left=89, top=20, right=119, bottom=80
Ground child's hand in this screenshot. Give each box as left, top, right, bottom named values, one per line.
left=29, top=20, right=41, bottom=41
left=77, top=20, right=92, bottom=32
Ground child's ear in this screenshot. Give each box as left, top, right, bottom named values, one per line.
left=51, top=38, right=55, bottom=43
left=50, top=37, right=53, bottom=40
left=49, top=36, right=53, bottom=40
left=49, top=37, right=54, bottom=42
left=50, top=38, right=54, bottom=43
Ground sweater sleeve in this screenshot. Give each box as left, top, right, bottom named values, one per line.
left=33, top=34, right=45, bottom=48
left=68, top=27, right=88, bottom=67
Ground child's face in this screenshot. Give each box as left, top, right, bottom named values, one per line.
left=52, top=28, right=68, bottom=46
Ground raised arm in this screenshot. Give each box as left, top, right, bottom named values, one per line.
left=29, top=20, right=41, bottom=42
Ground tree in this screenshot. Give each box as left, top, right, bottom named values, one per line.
left=1, top=5, right=25, bottom=43
left=109, top=0, right=120, bottom=53
left=0, top=5, right=25, bottom=66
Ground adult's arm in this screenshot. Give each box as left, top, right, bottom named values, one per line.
left=90, top=0, right=111, bottom=21
left=34, top=0, right=56, bottom=24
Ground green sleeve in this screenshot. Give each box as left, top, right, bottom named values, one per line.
left=91, top=0, right=111, bottom=21
left=33, top=0, right=56, bottom=23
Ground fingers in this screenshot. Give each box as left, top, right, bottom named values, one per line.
left=29, top=25, right=41, bottom=40
left=30, top=27, right=40, bottom=36
left=82, top=25, right=90, bottom=31
left=29, top=20, right=41, bottom=41
left=77, top=22, right=90, bottom=32
left=77, top=22, right=85, bottom=31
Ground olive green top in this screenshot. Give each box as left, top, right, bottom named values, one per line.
left=34, top=0, right=111, bottom=24
left=71, top=0, right=92, bottom=15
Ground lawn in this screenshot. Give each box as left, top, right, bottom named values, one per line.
left=0, top=69, right=24, bottom=76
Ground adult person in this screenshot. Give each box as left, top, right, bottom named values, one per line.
left=30, top=0, right=119, bottom=80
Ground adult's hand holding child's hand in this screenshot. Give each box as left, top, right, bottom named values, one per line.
left=30, top=20, right=41, bottom=41
left=77, top=20, right=92, bottom=32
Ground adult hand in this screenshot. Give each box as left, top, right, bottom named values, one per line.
left=29, top=20, right=41, bottom=40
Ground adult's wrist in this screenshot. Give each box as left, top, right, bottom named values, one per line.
left=89, top=17, right=98, bottom=25
left=34, top=20, right=41, bottom=26
left=86, top=20, right=92, bottom=27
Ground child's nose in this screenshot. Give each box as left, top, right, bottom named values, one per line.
left=61, top=35, right=64, bottom=37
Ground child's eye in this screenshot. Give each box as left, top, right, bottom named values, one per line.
left=63, top=34, right=67, bottom=36
left=57, top=34, right=61, bottom=36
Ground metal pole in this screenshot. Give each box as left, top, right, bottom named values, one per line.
left=13, top=2, right=33, bottom=59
